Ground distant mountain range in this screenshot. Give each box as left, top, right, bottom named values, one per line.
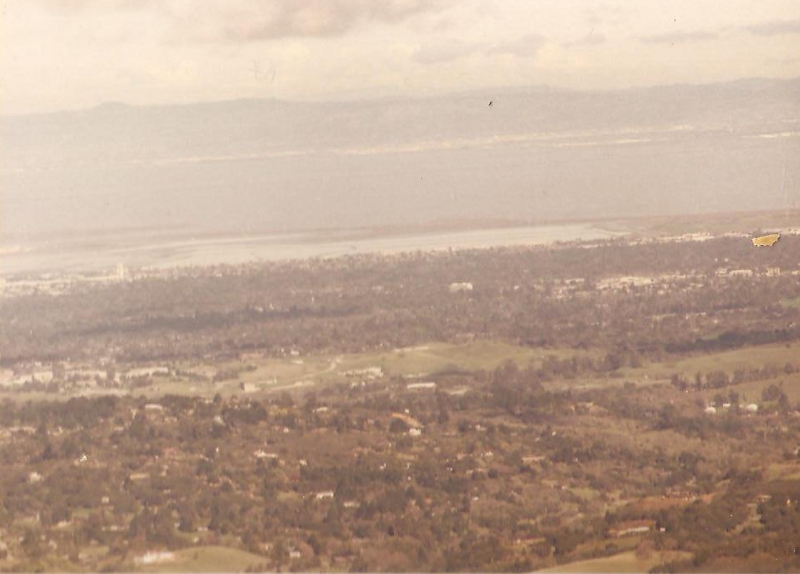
left=2, top=77, right=798, bottom=241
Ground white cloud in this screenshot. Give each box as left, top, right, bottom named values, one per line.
left=640, top=30, right=718, bottom=44
left=488, top=34, right=547, bottom=58
left=413, top=39, right=482, bottom=64
left=3, top=0, right=800, bottom=114
left=564, top=32, right=607, bottom=48
left=31, top=0, right=455, bottom=41
left=744, top=18, right=800, bottom=36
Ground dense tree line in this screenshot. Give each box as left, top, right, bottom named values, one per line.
left=2, top=236, right=799, bottom=366
left=2, top=354, right=799, bottom=571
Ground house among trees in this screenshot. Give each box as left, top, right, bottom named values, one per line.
left=449, top=282, right=473, bottom=293
left=406, top=381, right=437, bottom=390
left=611, top=519, right=655, bottom=537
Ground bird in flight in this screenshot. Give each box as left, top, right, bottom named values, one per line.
left=488, top=101, right=493, bottom=107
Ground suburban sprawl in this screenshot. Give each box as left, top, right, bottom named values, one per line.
left=1, top=216, right=800, bottom=572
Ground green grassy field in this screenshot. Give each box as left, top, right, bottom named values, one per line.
left=781, top=296, right=800, bottom=309
left=625, top=342, right=798, bottom=381
left=3, top=338, right=797, bottom=403
left=127, top=340, right=800, bottom=400
left=537, top=550, right=692, bottom=573
left=715, top=371, right=800, bottom=403
left=11, top=555, right=85, bottom=573
left=134, top=545, right=265, bottom=572
left=765, top=462, right=800, bottom=482
left=334, top=340, right=598, bottom=377
left=0, top=339, right=594, bottom=402
left=177, top=340, right=600, bottom=393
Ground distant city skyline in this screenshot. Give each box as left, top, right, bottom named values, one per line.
left=2, top=0, right=800, bottom=115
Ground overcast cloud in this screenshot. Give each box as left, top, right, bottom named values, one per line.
left=220, top=0, right=451, bottom=41
left=563, top=32, right=607, bottom=48
left=1, top=0, right=799, bottom=114
left=488, top=34, right=547, bottom=58
left=641, top=30, right=719, bottom=44
left=413, top=39, right=483, bottom=65
left=744, top=18, right=800, bottom=36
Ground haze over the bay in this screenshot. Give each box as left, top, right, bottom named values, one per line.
left=1, top=1, right=799, bottom=242
left=2, top=78, right=799, bottom=242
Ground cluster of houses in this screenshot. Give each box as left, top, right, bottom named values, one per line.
left=596, top=273, right=693, bottom=292
left=714, top=266, right=791, bottom=278
left=391, top=411, right=425, bottom=437
left=0, top=364, right=169, bottom=390
left=341, top=366, right=383, bottom=379
left=610, top=519, right=656, bottom=538
left=704, top=402, right=759, bottom=415
left=1, top=263, right=138, bottom=299
left=406, top=381, right=437, bottom=391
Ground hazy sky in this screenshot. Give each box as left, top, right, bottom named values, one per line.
left=1, top=0, right=799, bottom=114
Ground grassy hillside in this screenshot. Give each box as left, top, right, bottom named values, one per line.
left=538, top=550, right=692, bottom=573
left=134, top=546, right=265, bottom=573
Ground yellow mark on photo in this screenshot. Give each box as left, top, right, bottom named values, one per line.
left=752, top=233, right=780, bottom=247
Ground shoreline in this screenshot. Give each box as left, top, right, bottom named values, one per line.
left=2, top=208, right=798, bottom=280
left=0, top=221, right=624, bottom=280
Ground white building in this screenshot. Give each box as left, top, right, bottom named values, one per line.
left=342, top=366, right=383, bottom=378
left=114, top=263, right=130, bottom=282
left=449, top=282, right=473, bottom=293
left=406, top=381, right=437, bottom=391
left=254, top=450, right=279, bottom=459
left=135, top=551, right=175, bottom=565
left=729, top=269, right=754, bottom=277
